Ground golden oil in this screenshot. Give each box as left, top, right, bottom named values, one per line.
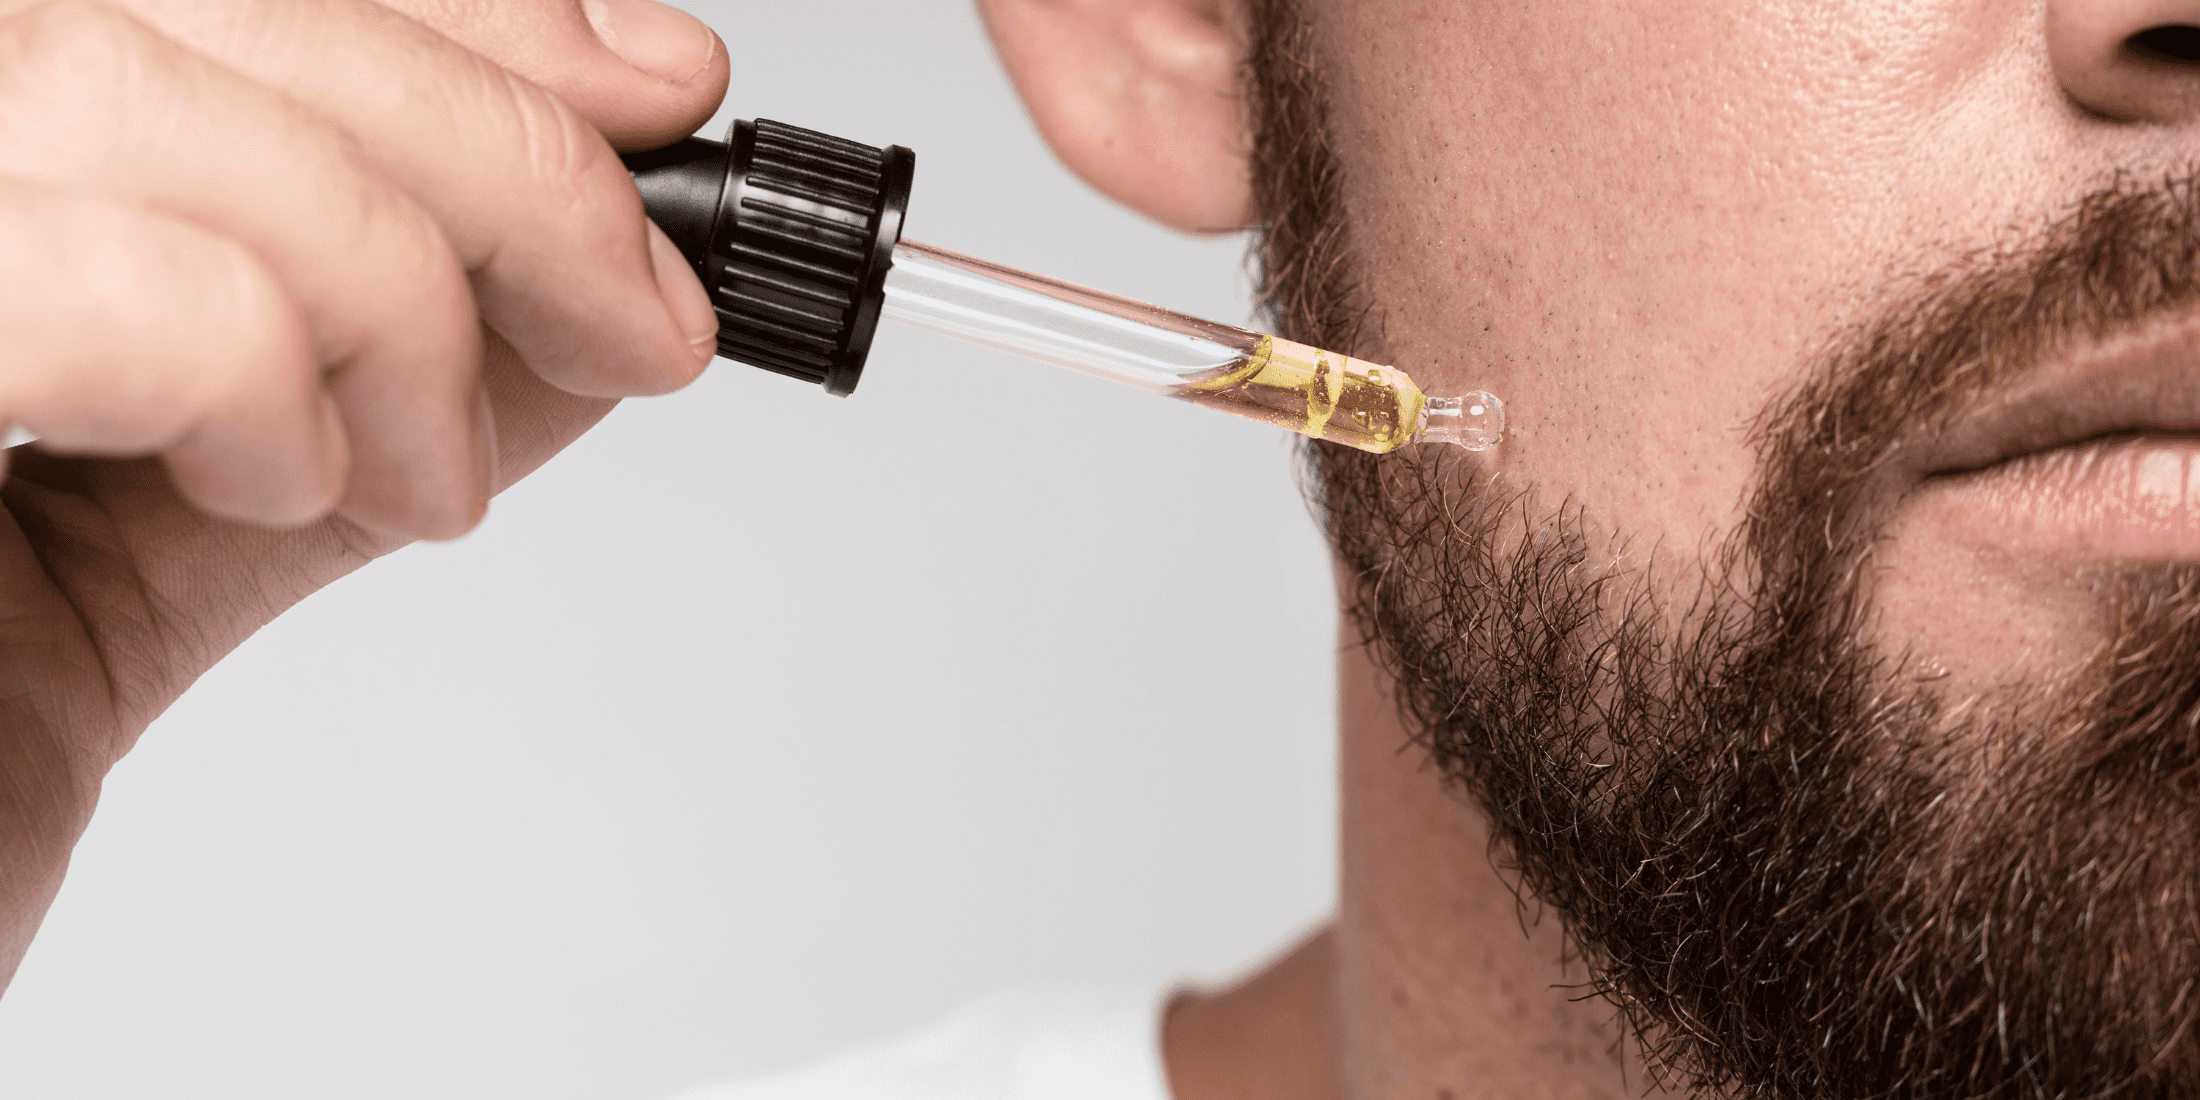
left=1171, top=336, right=1504, bottom=454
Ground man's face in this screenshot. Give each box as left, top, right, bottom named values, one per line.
left=1325, top=0, right=2200, bottom=612
left=1273, top=0, right=2200, bottom=1093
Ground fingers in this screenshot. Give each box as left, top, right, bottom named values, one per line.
left=650, top=219, right=723, bottom=366
left=379, top=0, right=730, bottom=149
left=0, top=0, right=727, bottom=547
left=0, top=179, right=340, bottom=527
left=116, top=0, right=721, bottom=399
left=0, top=0, right=488, bottom=538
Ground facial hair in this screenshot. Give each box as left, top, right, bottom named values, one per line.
left=1246, top=2, right=2200, bottom=1095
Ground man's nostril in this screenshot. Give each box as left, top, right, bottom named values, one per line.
left=2126, top=25, right=2200, bottom=66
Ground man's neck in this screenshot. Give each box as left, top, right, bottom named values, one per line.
left=1164, top=638, right=1663, bottom=1100
left=1163, top=926, right=1334, bottom=1100
left=1331, top=638, right=1659, bottom=1098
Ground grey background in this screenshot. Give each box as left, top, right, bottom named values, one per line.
left=0, top=3, right=1339, bottom=1097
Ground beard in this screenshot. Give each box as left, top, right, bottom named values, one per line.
left=1246, top=3, right=2200, bottom=1096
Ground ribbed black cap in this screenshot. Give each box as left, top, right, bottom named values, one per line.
left=624, top=119, right=914, bottom=396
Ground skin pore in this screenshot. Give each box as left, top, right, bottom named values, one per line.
left=986, top=0, right=2200, bottom=1095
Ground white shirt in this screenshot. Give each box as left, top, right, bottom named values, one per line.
left=668, top=986, right=1175, bottom=1100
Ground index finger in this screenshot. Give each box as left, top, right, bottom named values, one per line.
left=376, top=0, right=730, bottom=150
left=106, top=0, right=720, bottom=398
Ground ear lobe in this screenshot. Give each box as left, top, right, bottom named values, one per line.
left=980, top=0, right=1255, bottom=233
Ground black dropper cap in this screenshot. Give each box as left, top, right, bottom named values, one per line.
left=623, top=119, right=914, bottom=396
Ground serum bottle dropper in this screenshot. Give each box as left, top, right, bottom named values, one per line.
left=623, top=119, right=1505, bottom=454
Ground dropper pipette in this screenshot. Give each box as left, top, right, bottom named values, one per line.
left=880, top=239, right=1501, bottom=452
left=624, top=119, right=1504, bottom=455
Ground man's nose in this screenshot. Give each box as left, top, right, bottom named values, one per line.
left=2051, top=0, right=2200, bottom=121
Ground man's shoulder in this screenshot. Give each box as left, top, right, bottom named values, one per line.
left=668, top=985, right=1175, bottom=1100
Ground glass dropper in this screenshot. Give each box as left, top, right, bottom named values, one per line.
left=877, top=240, right=1503, bottom=454
left=621, top=118, right=1504, bottom=455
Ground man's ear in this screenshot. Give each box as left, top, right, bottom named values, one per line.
left=977, top=0, right=1255, bottom=233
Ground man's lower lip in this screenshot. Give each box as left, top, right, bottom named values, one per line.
left=1931, top=436, right=2200, bottom=558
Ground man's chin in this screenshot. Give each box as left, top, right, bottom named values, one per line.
left=1865, top=460, right=2200, bottom=694
left=1336, top=471, right=2200, bottom=1095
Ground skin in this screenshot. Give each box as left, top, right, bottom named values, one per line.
left=982, top=0, right=2200, bottom=1094
left=8, top=0, right=2195, bottom=1089
left=0, top=0, right=728, bottom=993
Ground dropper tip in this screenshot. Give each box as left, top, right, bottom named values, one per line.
left=1421, top=391, right=1505, bottom=451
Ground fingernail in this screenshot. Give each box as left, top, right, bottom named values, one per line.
left=648, top=219, right=720, bottom=368
left=584, top=0, right=720, bottom=85
left=469, top=381, right=498, bottom=521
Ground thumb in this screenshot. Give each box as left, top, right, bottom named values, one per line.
left=386, top=0, right=730, bottom=149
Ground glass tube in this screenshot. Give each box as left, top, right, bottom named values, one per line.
left=877, top=239, right=1504, bottom=453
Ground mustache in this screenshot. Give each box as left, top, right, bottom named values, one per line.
left=1750, top=171, right=2200, bottom=584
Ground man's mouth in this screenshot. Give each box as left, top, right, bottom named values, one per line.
left=1905, top=314, right=2200, bottom=559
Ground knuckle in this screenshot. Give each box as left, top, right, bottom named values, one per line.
left=192, top=235, right=312, bottom=392
left=384, top=0, right=489, bottom=42
left=121, top=234, right=298, bottom=445
left=392, top=226, right=480, bottom=360
left=0, top=1, right=162, bottom=115
left=495, top=67, right=627, bottom=224
left=15, top=223, right=296, bottom=451
left=2, top=0, right=137, bottom=55
left=327, top=140, right=478, bottom=335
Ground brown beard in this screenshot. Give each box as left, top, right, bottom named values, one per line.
left=1246, top=2, right=2200, bottom=1097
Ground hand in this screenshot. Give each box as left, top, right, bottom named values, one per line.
left=0, top=0, right=729, bottom=988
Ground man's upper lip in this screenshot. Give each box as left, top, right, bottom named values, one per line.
left=1909, top=313, right=2200, bottom=479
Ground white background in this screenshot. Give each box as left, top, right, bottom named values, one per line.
left=0, top=3, right=1340, bottom=1097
